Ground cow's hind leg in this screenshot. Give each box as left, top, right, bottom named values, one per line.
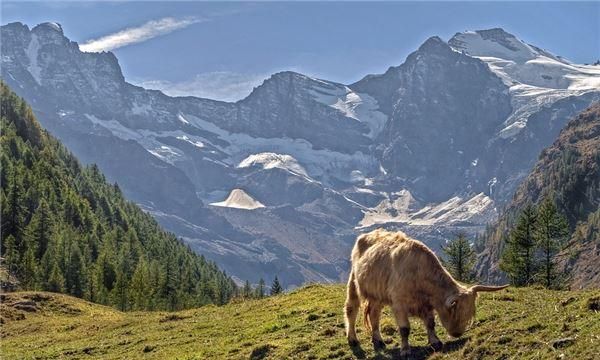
left=344, top=271, right=360, bottom=346
left=391, top=302, right=411, bottom=356
left=368, top=301, right=385, bottom=350
left=421, top=311, right=442, bottom=351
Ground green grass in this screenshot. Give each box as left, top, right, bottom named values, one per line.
left=1, top=285, right=599, bottom=359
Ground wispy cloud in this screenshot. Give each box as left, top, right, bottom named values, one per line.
left=79, top=17, right=202, bottom=52
left=133, top=72, right=270, bottom=102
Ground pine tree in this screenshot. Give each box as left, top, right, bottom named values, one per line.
left=129, top=258, right=150, bottom=310
left=442, top=233, right=476, bottom=282
left=47, top=261, right=65, bottom=292
left=21, top=241, right=38, bottom=289
left=66, top=241, right=86, bottom=297
left=255, top=278, right=266, bottom=299
left=24, top=199, right=53, bottom=259
left=535, top=197, right=569, bottom=288
left=3, top=235, right=20, bottom=277
left=242, top=280, right=252, bottom=298
left=270, top=276, right=283, bottom=295
left=501, top=204, right=538, bottom=286
left=2, top=168, right=26, bottom=248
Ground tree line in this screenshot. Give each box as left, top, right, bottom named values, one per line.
left=238, top=276, right=284, bottom=299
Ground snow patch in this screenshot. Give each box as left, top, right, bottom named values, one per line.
left=309, top=84, right=387, bottom=138
left=177, top=113, right=190, bottom=124
left=181, top=113, right=378, bottom=182
left=238, top=152, right=308, bottom=177
left=359, top=192, right=497, bottom=228
left=451, top=30, right=600, bottom=140
left=210, top=189, right=265, bottom=210
left=176, top=135, right=204, bottom=148
left=147, top=145, right=183, bottom=162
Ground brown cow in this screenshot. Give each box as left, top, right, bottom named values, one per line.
left=344, top=229, right=508, bottom=354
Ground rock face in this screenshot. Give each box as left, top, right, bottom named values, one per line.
left=352, top=36, right=513, bottom=201
left=2, top=22, right=599, bottom=286
left=477, top=103, right=600, bottom=288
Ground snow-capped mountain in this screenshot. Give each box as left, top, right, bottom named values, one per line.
left=2, top=22, right=598, bottom=286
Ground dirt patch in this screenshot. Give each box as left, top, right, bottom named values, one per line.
left=13, top=301, right=38, bottom=312
left=307, top=313, right=320, bottom=321
left=586, top=296, right=600, bottom=311
left=159, top=314, right=189, bottom=323
left=526, top=324, right=544, bottom=333
left=552, top=337, right=575, bottom=349
left=142, top=345, right=156, bottom=353
left=250, top=344, right=274, bottom=360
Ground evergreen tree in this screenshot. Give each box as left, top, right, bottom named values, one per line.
left=242, top=280, right=252, bottom=298
left=270, top=276, right=283, bottom=295
left=21, top=241, right=38, bottom=289
left=47, top=261, right=65, bottom=292
left=112, top=251, right=130, bottom=311
left=501, top=204, right=538, bottom=286
left=129, top=258, right=150, bottom=310
left=535, top=197, right=569, bottom=288
left=66, top=241, right=86, bottom=297
left=255, top=278, right=266, bottom=299
left=442, top=233, right=476, bottom=282
left=24, top=199, right=53, bottom=259
left=3, top=235, right=20, bottom=277
left=2, top=168, right=25, bottom=248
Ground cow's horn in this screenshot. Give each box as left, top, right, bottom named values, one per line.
left=470, top=284, right=509, bottom=292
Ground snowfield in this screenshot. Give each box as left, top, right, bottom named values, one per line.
left=309, top=82, right=388, bottom=138
left=450, top=29, right=600, bottom=140
left=210, top=188, right=265, bottom=210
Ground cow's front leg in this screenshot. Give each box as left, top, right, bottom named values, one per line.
left=422, top=312, right=442, bottom=351
left=368, top=301, right=385, bottom=350
left=391, top=303, right=411, bottom=356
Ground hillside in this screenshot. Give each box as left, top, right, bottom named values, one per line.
left=1, top=285, right=599, bottom=359
left=477, top=103, right=600, bottom=288
left=0, top=82, right=236, bottom=309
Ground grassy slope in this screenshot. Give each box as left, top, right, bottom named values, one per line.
left=1, top=285, right=599, bottom=359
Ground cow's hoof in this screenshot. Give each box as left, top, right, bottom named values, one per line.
left=348, top=339, right=360, bottom=347
left=372, top=339, right=386, bottom=351
left=429, top=341, right=443, bottom=351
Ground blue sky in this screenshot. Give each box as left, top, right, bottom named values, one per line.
left=2, top=1, right=599, bottom=101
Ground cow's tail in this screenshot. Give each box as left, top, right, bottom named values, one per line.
left=363, top=299, right=372, bottom=333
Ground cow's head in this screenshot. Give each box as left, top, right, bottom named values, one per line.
left=438, top=284, right=508, bottom=338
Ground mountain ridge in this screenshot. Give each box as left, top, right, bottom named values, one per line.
left=2, top=21, right=599, bottom=286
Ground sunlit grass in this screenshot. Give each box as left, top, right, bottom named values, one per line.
left=1, top=285, right=599, bottom=359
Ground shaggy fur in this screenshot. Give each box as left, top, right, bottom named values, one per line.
left=344, top=229, right=507, bottom=353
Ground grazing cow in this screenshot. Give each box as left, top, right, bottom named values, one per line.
left=344, top=229, right=508, bottom=354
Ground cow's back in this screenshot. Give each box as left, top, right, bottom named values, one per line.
left=350, top=229, right=416, bottom=303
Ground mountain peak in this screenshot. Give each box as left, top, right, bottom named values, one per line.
left=417, top=36, right=449, bottom=53
left=448, top=28, right=560, bottom=63
left=32, top=22, right=64, bottom=35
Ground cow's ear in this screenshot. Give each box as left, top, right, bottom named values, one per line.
left=445, top=294, right=458, bottom=309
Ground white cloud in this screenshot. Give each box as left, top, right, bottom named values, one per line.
left=133, top=71, right=270, bottom=102
left=79, top=17, right=202, bottom=53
